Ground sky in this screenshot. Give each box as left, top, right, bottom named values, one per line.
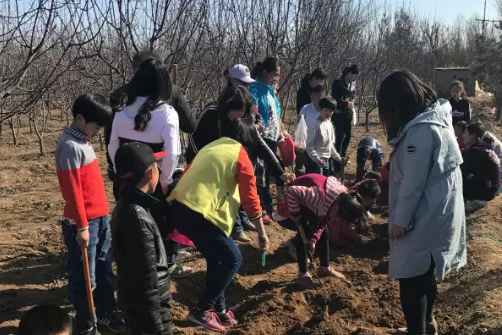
left=375, top=0, right=500, bottom=24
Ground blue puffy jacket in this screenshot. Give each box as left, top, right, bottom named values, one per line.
left=248, top=79, right=281, bottom=127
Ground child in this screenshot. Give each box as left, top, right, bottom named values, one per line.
left=298, top=84, right=324, bottom=129
left=356, top=137, right=384, bottom=181
left=462, top=121, right=501, bottom=210
left=454, top=120, right=467, bottom=152
left=112, top=142, right=173, bottom=335
left=306, top=97, right=342, bottom=175
left=276, top=174, right=365, bottom=289
left=449, top=80, right=471, bottom=125
left=55, top=94, right=125, bottom=335
left=18, top=304, right=71, bottom=335
left=168, top=118, right=270, bottom=332
left=295, top=85, right=324, bottom=175
left=483, top=129, right=502, bottom=172
left=363, top=170, right=382, bottom=188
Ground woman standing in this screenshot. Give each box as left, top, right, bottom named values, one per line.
left=108, top=59, right=192, bottom=279
left=169, top=117, right=270, bottom=332
left=331, top=64, right=359, bottom=158
left=378, top=70, right=466, bottom=335
left=249, top=57, right=282, bottom=221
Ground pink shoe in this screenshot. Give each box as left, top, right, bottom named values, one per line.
left=262, top=214, right=273, bottom=225
left=187, top=309, right=225, bottom=332
left=317, top=267, right=346, bottom=280
left=215, top=310, right=238, bottom=327
left=295, top=273, right=316, bottom=290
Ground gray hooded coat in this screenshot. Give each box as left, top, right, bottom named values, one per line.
left=388, top=99, right=467, bottom=281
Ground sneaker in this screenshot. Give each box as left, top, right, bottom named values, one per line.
left=97, top=311, right=126, bottom=334
left=317, top=267, right=346, bottom=280
left=295, top=273, right=316, bottom=290
left=465, top=200, right=487, bottom=213
left=215, top=309, right=238, bottom=327
left=168, top=263, right=193, bottom=279
left=187, top=309, right=226, bottom=332
left=242, top=220, right=256, bottom=231
left=177, top=250, right=195, bottom=262
left=232, top=230, right=252, bottom=243
left=395, top=318, right=438, bottom=335
left=262, top=214, right=274, bottom=224
left=79, top=327, right=101, bottom=335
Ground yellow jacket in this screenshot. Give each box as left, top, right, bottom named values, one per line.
left=168, top=137, right=262, bottom=236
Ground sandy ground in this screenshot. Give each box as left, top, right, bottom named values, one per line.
left=1, top=102, right=502, bottom=335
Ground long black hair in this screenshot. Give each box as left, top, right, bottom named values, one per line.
left=300, top=68, right=326, bottom=87
left=116, top=59, right=172, bottom=131
left=341, top=64, right=359, bottom=81
left=337, top=193, right=369, bottom=233
left=221, top=118, right=259, bottom=151
left=378, top=70, right=437, bottom=140
left=217, top=86, right=254, bottom=121
left=252, top=56, right=279, bottom=79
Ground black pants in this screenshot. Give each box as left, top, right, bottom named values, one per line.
left=279, top=218, right=330, bottom=274
left=126, top=299, right=172, bottom=335
left=398, top=259, right=437, bottom=335
left=332, top=112, right=352, bottom=158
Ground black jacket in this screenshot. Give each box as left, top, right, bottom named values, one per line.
left=296, top=78, right=311, bottom=114
left=112, top=188, right=170, bottom=334
left=186, top=104, right=285, bottom=178
left=461, top=140, right=501, bottom=201
left=105, top=84, right=195, bottom=175
left=448, top=97, right=470, bottom=125
left=331, top=78, right=356, bottom=112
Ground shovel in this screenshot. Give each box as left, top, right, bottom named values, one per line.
left=81, top=246, right=98, bottom=334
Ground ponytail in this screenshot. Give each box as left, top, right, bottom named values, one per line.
left=251, top=61, right=263, bottom=79
left=252, top=57, right=279, bottom=79
left=337, top=193, right=369, bottom=233
left=134, top=101, right=154, bottom=131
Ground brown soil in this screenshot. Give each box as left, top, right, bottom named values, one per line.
left=1, top=104, right=502, bottom=335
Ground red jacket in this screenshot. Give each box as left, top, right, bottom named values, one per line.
left=376, top=163, right=389, bottom=207
left=277, top=174, right=348, bottom=243
left=327, top=218, right=362, bottom=247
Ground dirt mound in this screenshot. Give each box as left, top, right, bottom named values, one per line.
left=1, top=113, right=502, bottom=335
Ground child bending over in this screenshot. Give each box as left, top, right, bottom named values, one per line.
left=276, top=174, right=365, bottom=289
left=356, top=137, right=384, bottom=181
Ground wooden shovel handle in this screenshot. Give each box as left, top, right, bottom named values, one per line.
left=81, top=246, right=96, bottom=316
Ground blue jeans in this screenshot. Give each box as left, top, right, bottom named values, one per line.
left=257, top=138, right=278, bottom=214
left=170, top=201, right=242, bottom=312
left=232, top=206, right=250, bottom=234
left=61, top=216, right=116, bottom=331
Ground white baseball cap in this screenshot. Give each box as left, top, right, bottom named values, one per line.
left=228, top=64, right=255, bottom=84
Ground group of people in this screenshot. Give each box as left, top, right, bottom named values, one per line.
left=37, top=48, right=495, bottom=335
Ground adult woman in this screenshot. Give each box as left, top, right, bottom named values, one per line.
left=249, top=57, right=282, bottom=220
left=187, top=68, right=292, bottom=238
left=106, top=51, right=195, bottom=179
left=297, top=68, right=326, bottom=114
left=168, top=117, right=269, bottom=332
left=378, top=70, right=466, bottom=335
left=108, top=58, right=192, bottom=278
left=331, top=64, right=359, bottom=158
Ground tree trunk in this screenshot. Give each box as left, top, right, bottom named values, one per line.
left=0, top=121, right=3, bottom=140
left=29, top=119, right=33, bottom=134
left=365, top=111, right=370, bottom=132
left=8, top=119, right=17, bottom=145
left=32, top=118, right=45, bottom=156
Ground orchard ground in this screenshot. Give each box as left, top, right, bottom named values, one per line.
left=1, top=100, right=502, bottom=335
